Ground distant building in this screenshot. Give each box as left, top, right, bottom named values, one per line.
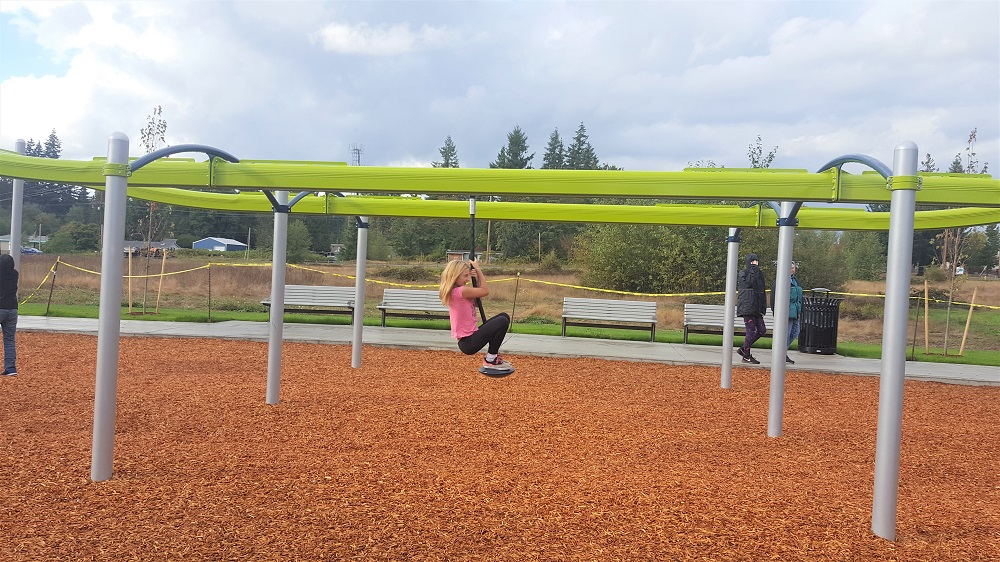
left=446, top=250, right=483, bottom=262
left=192, top=237, right=248, bottom=252
left=0, top=234, right=46, bottom=253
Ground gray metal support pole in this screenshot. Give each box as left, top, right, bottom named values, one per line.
left=9, top=139, right=25, bottom=271
left=872, top=141, right=919, bottom=541
left=351, top=217, right=369, bottom=368
left=767, top=201, right=796, bottom=437
left=90, top=132, right=129, bottom=482
left=720, top=228, right=741, bottom=389
left=265, top=191, right=289, bottom=405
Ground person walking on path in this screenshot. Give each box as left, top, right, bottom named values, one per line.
left=736, top=253, right=768, bottom=364
left=772, top=262, right=804, bottom=364
left=0, top=254, right=19, bottom=376
left=439, top=258, right=514, bottom=373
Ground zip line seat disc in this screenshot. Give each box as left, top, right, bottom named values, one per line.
left=479, top=365, right=515, bottom=378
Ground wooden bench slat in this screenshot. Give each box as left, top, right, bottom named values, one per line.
left=561, top=297, right=657, bottom=342
left=261, top=285, right=355, bottom=319
left=682, top=303, right=758, bottom=343
left=378, top=289, right=450, bottom=326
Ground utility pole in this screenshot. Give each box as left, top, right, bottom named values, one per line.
left=350, top=143, right=364, bottom=166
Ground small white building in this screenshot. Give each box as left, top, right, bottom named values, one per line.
left=192, top=237, right=248, bottom=252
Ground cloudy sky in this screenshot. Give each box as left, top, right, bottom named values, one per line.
left=1, top=1, right=997, bottom=175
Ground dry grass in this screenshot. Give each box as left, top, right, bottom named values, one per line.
left=2, top=332, right=998, bottom=560
left=16, top=255, right=1000, bottom=350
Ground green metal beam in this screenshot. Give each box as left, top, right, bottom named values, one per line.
left=102, top=184, right=998, bottom=231
left=2, top=150, right=999, bottom=207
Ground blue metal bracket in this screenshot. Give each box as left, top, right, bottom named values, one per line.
left=262, top=191, right=290, bottom=213
left=129, top=144, right=239, bottom=172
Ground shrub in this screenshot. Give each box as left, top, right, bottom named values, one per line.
left=536, top=250, right=562, bottom=273
left=924, top=267, right=948, bottom=283
left=839, top=297, right=884, bottom=320
left=375, top=266, right=439, bottom=282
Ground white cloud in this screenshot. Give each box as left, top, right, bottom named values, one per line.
left=312, top=21, right=453, bottom=56
left=0, top=0, right=996, bottom=176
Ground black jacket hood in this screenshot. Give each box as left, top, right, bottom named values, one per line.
left=745, top=253, right=760, bottom=268
left=0, top=254, right=15, bottom=279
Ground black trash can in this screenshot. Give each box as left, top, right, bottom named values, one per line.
left=799, top=288, right=843, bottom=355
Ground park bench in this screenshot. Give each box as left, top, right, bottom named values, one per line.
left=261, top=285, right=355, bottom=321
left=378, top=289, right=451, bottom=327
left=561, top=297, right=658, bottom=342
left=682, top=303, right=749, bottom=343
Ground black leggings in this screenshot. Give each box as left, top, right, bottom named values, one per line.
left=457, top=313, right=510, bottom=356
left=741, top=315, right=767, bottom=352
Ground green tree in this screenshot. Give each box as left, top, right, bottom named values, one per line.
left=920, top=153, right=937, bottom=173
left=966, top=223, right=999, bottom=273
left=938, top=129, right=990, bottom=271
left=432, top=135, right=459, bottom=168
left=541, top=128, right=565, bottom=170
left=840, top=231, right=887, bottom=281
left=747, top=135, right=777, bottom=169
left=13, top=130, right=81, bottom=217
left=947, top=154, right=964, bottom=173
left=489, top=126, right=534, bottom=169
left=134, top=106, right=169, bottom=248
left=575, top=219, right=728, bottom=294
left=576, top=223, right=670, bottom=293
left=43, top=221, right=101, bottom=253
left=565, top=122, right=599, bottom=170
left=789, top=230, right=847, bottom=291
left=285, top=219, right=314, bottom=263
left=488, top=126, right=534, bottom=258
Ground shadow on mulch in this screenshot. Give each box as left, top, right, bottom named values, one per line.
left=2, top=332, right=997, bottom=561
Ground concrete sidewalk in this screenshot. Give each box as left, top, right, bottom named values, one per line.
left=18, top=315, right=999, bottom=386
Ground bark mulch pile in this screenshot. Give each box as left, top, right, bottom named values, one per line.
left=2, top=332, right=997, bottom=561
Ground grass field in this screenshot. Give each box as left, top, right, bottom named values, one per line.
left=16, top=253, right=1000, bottom=366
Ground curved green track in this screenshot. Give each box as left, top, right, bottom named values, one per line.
left=2, top=151, right=998, bottom=230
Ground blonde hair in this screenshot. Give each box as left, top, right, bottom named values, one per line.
left=439, top=260, right=468, bottom=305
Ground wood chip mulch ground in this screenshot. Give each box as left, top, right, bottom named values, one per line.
left=1, top=332, right=997, bottom=561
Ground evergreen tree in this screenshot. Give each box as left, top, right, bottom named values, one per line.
left=285, top=219, right=314, bottom=263
left=947, top=154, right=963, bottom=173
left=541, top=128, right=565, bottom=170
left=565, top=122, right=598, bottom=170
left=920, top=153, right=937, bottom=173
left=42, top=129, right=62, bottom=159
left=432, top=135, right=459, bottom=168
left=489, top=126, right=534, bottom=169
left=486, top=126, right=534, bottom=258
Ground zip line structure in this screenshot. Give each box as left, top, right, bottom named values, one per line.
left=2, top=135, right=999, bottom=542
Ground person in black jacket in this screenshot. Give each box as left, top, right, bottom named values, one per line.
left=0, top=254, right=18, bottom=376
left=736, top=253, right=767, bottom=364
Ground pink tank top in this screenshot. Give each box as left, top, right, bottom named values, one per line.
left=448, top=286, right=478, bottom=339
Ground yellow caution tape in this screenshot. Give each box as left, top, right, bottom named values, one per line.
left=18, top=262, right=56, bottom=305
left=30, top=259, right=1000, bottom=311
